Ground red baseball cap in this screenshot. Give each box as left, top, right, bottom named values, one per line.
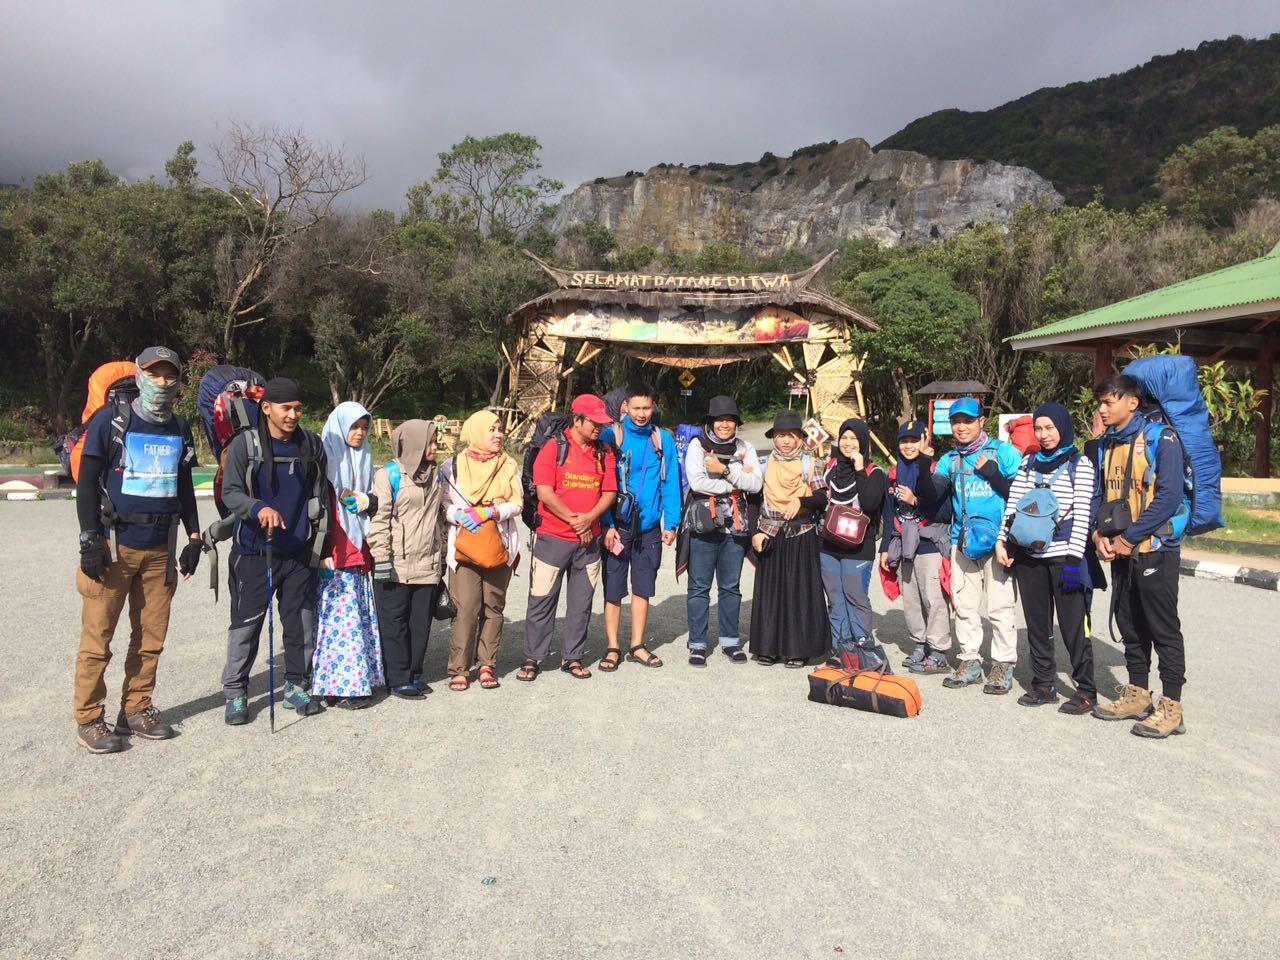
left=570, top=393, right=611, bottom=426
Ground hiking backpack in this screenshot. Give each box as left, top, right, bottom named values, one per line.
left=197, top=364, right=266, bottom=517
left=55, top=360, right=140, bottom=482
left=1007, top=454, right=1078, bottom=552
left=1121, top=354, right=1224, bottom=538
left=673, top=423, right=703, bottom=499
left=519, top=411, right=612, bottom=533
left=1005, top=415, right=1040, bottom=456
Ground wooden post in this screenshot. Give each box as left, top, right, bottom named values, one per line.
left=1255, top=335, right=1275, bottom=479
left=1094, top=339, right=1114, bottom=384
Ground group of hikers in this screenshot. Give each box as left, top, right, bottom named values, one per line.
left=71, top=345, right=1198, bottom=755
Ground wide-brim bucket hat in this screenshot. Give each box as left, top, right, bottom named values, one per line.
left=765, top=409, right=805, bottom=438
left=704, top=395, right=742, bottom=425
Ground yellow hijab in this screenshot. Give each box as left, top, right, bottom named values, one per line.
left=763, top=443, right=811, bottom=512
left=455, top=410, right=521, bottom=506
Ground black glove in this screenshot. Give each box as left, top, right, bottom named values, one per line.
left=372, top=561, right=395, bottom=583
left=79, top=533, right=109, bottom=582
left=179, top=539, right=203, bottom=577
left=364, top=493, right=379, bottom=516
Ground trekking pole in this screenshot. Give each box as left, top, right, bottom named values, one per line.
left=266, top=538, right=275, bottom=734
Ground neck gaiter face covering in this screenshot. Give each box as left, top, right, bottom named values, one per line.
left=133, top=369, right=179, bottom=424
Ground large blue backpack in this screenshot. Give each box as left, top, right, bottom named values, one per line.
left=1008, top=456, right=1077, bottom=552
left=1122, top=354, right=1224, bottom=537
left=674, top=423, right=703, bottom=499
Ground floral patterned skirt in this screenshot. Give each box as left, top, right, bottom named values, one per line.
left=311, top=569, right=384, bottom=697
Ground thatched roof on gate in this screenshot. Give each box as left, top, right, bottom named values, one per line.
left=507, top=250, right=878, bottom=331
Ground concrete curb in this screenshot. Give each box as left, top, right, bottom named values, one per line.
left=0, top=489, right=216, bottom=501
left=1181, top=556, right=1280, bottom=591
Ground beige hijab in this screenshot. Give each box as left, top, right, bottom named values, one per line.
left=762, top=442, right=811, bottom=512
left=455, top=410, right=521, bottom=506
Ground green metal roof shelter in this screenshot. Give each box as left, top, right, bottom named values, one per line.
left=1009, top=240, right=1279, bottom=477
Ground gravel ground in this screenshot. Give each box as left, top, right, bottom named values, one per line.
left=2, top=499, right=1278, bottom=960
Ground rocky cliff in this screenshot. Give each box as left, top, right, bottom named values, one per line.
left=552, top=138, right=1061, bottom=258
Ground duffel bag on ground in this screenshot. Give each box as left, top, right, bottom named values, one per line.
left=807, top=666, right=922, bottom=718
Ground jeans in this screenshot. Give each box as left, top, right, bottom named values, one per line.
left=686, top=532, right=748, bottom=650
left=818, top=552, right=873, bottom=651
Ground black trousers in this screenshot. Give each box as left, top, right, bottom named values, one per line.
left=1014, top=555, right=1095, bottom=696
left=375, top=581, right=438, bottom=687
left=221, top=551, right=315, bottom=697
left=1112, top=550, right=1185, bottom=700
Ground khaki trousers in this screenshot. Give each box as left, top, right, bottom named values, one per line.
left=950, top=546, right=1018, bottom=664
left=73, top=545, right=175, bottom=724
left=448, top=562, right=512, bottom=675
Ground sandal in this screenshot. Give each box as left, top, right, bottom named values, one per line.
left=449, top=674, right=470, bottom=691
left=626, top=645, right=663, bottom=668
left=785, top=658, right=808, bottom=669
left=478, top=666, right=500, bottom=689
left=560, top=659, right=592, bottom=680
left=688, top=649, right=708, bottom=667
left=598, top=648, right=623, bottom=672
left=754, top=655, right=779, bottom=666
left=516, top=659, right=540, bottom=682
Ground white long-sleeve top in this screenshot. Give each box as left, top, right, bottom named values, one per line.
left=684, top=436, right=764, bottom=496
left=998, top=453, right=1095, bottom=560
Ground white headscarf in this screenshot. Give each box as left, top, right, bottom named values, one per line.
left=322, top=401, right=373, bottom=549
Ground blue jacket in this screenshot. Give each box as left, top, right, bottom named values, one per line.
left=600, top=418, right=681, bottom=533
left=934, top=438, right=1022, bottom=542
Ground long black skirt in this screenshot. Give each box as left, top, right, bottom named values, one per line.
left=748, top=529, right=831, bottom=661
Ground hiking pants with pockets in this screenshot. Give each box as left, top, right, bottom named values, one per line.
left=1013, top=555, right=1095, bottom=696
left=951, top=547, right=1018, bottom=664
left=73, top=544, right=176, bottom=725
left=221, top=551, right=315, bottom=698
left=900, top=551, right=951, bottom=651
left=524, top=535, right=600, bottom=664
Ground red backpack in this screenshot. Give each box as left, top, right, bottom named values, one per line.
left=1006, top=415, right=1040, bottom=456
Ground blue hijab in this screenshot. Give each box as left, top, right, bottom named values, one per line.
left=322, top=401, right=373, bottom=548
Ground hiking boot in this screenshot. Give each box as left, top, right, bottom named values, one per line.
left=903, top=643, right=927, bottom=671
left=983, top=661, right=1015, bottom=695
left=1017, top=685, right=1059, bottom=707
left=1058, top=691, right=1097, bottom=716
left=115, top=705, right=174, bottom=740
left=1092, top=684, right=1153, bottom=721
left=282, top=682, right=323, bottom=716
left=913, top=651, right=950, bottom=675
left=942, top=659, right=984, bottom=688
left=224, top=696, right=250, bottom=725
left=76, top=718, right=125, bottom=754
left=1132, top=698, right=1186, bottom=739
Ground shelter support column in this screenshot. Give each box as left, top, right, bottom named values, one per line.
left=1093, top=339, right=1114, bottom=383
left=1255, top=334, right=1275, bottom=479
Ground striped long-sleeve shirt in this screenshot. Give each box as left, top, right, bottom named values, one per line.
left=997, top=453, right=1096, bottom=560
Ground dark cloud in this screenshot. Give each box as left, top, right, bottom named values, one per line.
left=2, top=1, right=1275, bottom=207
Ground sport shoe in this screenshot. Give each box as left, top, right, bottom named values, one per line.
left=224, top=696, right=250, bottom=725
left=282, top=682, right=323, bottom=716
left=1017, top=685, right=1059, bottom=706
left=983, top=661, right=1015, bottom=695
left=115, top=705, right=174, bottom=740
left=76, top=718, right=125, bottom=754
left=903, top=643, right=928, bottom=671
left=1058, top=691, right=1097, bottom=715
left=1132, top=697, right=1185, bottom=739
left=942, top=659, right=984, bottom=688
left=1092, top=684, right=1153, bottom=721
left=913, top=651, right=950, bottom=675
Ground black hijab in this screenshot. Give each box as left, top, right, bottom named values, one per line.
left=827, top=418, right=872, bottom=498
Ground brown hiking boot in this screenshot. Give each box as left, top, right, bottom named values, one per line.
left=115, top=705, right=174, bottom=740
left=1092, top=684, right=1153, bottom=721
left=982, top=661, right=1015, bottom=695
left=1132, top=698, right=1186, bottom=739
left=77, top=718, right=125, bottom=754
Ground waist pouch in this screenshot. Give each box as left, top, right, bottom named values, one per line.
left=1096, top=499, right=1133, bottom=539
left=807, top=666, right=922, bottom=718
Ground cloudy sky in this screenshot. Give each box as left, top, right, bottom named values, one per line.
left=2, top=1, right=1275, bottom=208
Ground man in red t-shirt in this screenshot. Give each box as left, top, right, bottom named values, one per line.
left=518, top=394, right=617, bottom=681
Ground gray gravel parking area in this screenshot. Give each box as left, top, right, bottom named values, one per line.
left=2, top=500, right=1278, bottom=959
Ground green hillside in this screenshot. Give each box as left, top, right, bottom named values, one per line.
left=876, top=33, right=1280, bottom=207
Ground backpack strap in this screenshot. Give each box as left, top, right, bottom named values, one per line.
left=385, top=460, right=401, bottom=501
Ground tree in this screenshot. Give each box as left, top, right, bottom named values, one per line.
left=1157, top=125, right=1280, bottom=228
left=413, top=133, right=563, bottom=238
left=210, top=121, right=366, bottom=358
left=846, top=264, right=977, bottom=420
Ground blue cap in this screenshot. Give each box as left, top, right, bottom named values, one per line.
left=948, top=396, right=982, bottom=420
left=897, top=419, right=926, bottom=440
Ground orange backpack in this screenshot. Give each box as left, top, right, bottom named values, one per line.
left=1006, top=415, right=1040, bottom=457
left=61, top=361, right=140, bottom=482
